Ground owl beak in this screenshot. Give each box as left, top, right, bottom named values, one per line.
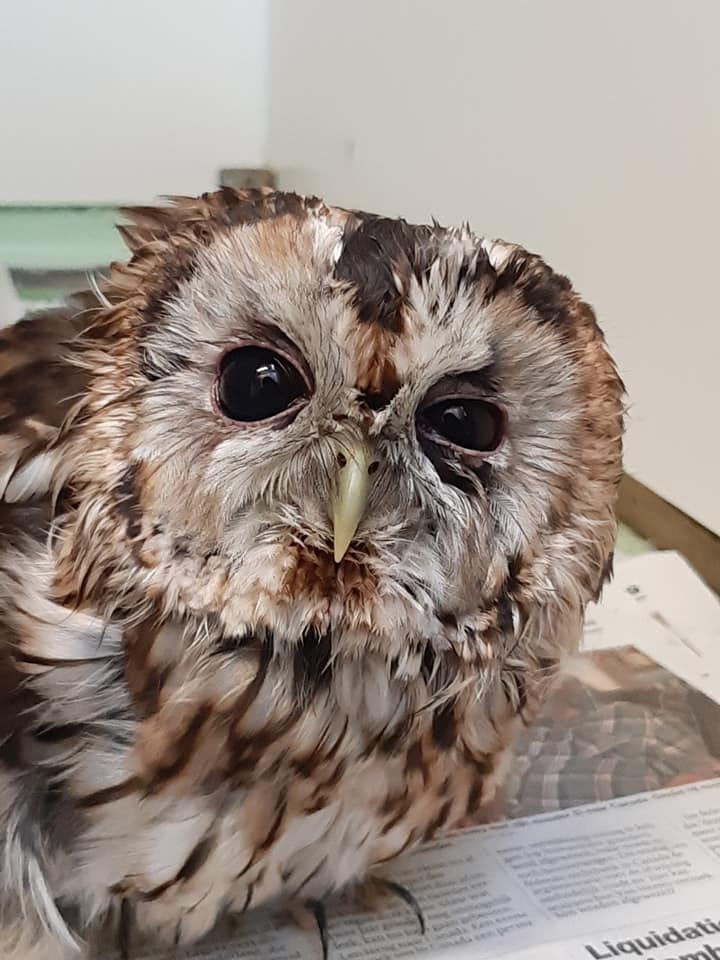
left=332, top=440, right=371, bottom=563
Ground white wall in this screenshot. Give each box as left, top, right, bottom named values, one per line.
left=268, top=0, right=720, bottom=534
left=0, top=0, right=269, bottom=204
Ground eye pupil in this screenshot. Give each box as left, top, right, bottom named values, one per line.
left=421, top=399, right=504, bottom=453
left=439, top=404, right=471, bottom=446
left=217, top=347, right=306, bottom=422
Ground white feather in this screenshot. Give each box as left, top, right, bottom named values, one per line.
left=0, top=455, right=19, bottom=499
left=4, top=452, right=58, bottom=503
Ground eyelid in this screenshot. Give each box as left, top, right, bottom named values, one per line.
left=421, top=391, right=493, bottom=409
left=419, top=371, right=499, bottom=408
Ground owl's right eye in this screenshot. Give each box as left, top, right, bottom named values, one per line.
left=216, top=346, right=308, bottom=423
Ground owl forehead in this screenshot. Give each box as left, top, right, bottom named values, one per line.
left=132, top=191, right=590, bottom=410
left=166, top=208, right=500, bottom=399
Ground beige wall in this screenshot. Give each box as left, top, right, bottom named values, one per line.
left=1, top=0, right=269, bottom=204
left=268, top=0, right=720, bottom=534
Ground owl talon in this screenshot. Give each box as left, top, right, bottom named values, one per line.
left=118, top=898, right=132, bottom=960
left=378, top=880, right=425, bottom=935
left=306, top=899, right=329, bottom=960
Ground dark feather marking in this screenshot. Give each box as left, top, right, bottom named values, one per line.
left=317, top=758, right=346, bottom=791
left=361, top=388, right=397, bottom=411
left=405, top=740, right=425, bottom=776
left=16, top=651, right=111, bottom=668
left=496, top=591, right=515, bottom=635
left=123, top=624, right=170, bottom=719
left=461, top=745, right=495, bottom=776
left=232, top=637, right=273, bottom=716
left=594, top=549, right=615, bottom=602
left=437, top=611, right=457, bottom=630
left=361, top=719, right=405, bottom=760
left=0, top=639, right=37, bottom=767
left=422, top=799, right=453, bottom=842
left=234, top=795, right=287, bottom=880
left=482, top=250, right=575, bottom=329
left=515, top=672, right=528, bottom=712
left=378, top=720, right=412, bottom=756
left=293, top=627, right=332, bottom=701
left=215, top=187, right=313, bottom=227
left=431, top=700, right=457, bottom=750
left=228, top=710, right=299, bottom=781
left=335, top=216, right=438, bottom=331
left=115, top=464, right=142, bottom=540
left=258, top=795, right=287, bottom=853
left=78, top=776, right=141, bottom=809
left=505, top=552, right=524, bottom=595
left=141, top=833, right=214, bottom=901
left=420, top=645, right=436, bottom=686
left=177, top=833, right=214, bottom=883
left=382, top=793, right=413, bottom=834
left=466, top=780, right=483, bottom=818
left=373, top=828, right=418, bottom=865
left=147, top=702, right=213, bottom=790
left=33, top=722, right=83, bottom=744
left=240, top=879, right=255, bottom=913
left=289, top=857, right=328, bottom=899
left=294, top=716, right=348, bottom=779
left=381, top=786, right=408, bottom=816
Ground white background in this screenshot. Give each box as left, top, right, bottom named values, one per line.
left=0, top=0, right=269, bottom=203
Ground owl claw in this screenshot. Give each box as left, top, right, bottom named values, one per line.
left=118, top=898, right=132, bottom=960
left=351, top=876, right=426, bottom=936
left=306, top=899, right=329, bottom=960
left=379, top=879, right=426, bottom=935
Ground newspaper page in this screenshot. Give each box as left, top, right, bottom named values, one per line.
left=583, top=552, right=720, bottom=705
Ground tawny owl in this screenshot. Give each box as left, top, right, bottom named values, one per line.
left=0, top=188, right=623, bottom=959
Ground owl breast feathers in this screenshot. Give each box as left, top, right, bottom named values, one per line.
left=0, top=188, right=623, bottom=958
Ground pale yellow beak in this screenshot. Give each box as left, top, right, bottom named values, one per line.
left=332, top=440, right=371, bottom=563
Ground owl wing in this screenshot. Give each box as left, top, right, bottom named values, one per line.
left=0, top=296, right=92, bottom=504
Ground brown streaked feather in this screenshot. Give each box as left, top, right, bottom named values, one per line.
left=0, top=300, right=92, bottom=503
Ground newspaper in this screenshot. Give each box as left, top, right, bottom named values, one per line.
left=171, top=781, right=720, bottom=960
left=141, top=552, right=720, bottom=960
left=584, top=552, right=720, bottom=704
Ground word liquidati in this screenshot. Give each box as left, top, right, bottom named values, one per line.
left=585, top=920, right=720, bottom=960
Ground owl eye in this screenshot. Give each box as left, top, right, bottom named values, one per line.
left=216, top=347, right=307, bottom=423
left=418, top=398, right=505, bottom=454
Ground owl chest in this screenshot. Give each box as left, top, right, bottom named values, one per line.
left=67, top=684, right=507, bottom=939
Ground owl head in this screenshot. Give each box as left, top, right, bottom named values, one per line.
left=29, top=188, right=622, bottom=677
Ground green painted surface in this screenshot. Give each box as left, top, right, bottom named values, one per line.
left=616, top=523, right=652, bottom=556
left=0, top=206, right=126, bottom=270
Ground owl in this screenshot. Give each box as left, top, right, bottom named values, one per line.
left=0, top=188, right=623, bottom=959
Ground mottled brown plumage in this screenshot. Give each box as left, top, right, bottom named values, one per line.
left=0, top=188, right=623, bottom=958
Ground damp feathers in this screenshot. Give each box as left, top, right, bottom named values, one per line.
left=0, top=188, right=623, bottom=957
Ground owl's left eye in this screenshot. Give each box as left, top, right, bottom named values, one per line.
left=216, top=346, right=307, bottom=423
left=417, top=397, right=505, bottom=454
